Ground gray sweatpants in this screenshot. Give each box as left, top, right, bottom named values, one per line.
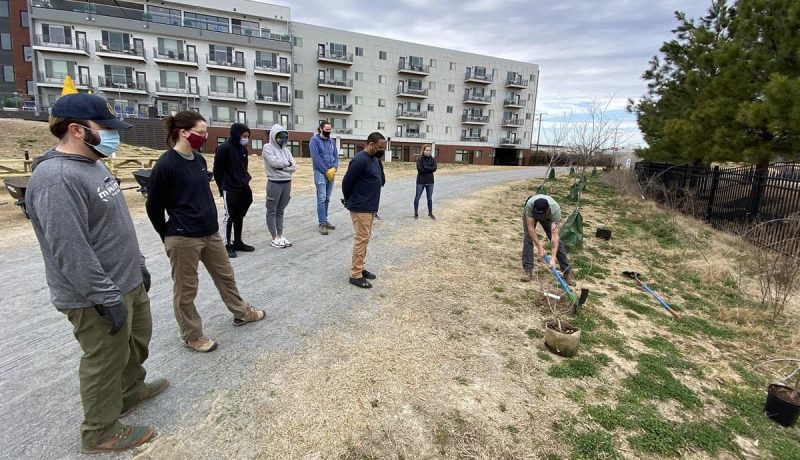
left=266, top=180, right=291, bottom=235
left=521, top=210, right=571, bottom=275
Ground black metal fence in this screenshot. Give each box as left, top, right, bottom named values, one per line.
left=635, top=161, right=800, bottom=256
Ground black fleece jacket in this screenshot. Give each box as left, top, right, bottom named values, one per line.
left=416, top=155, right=437, bottom=184
left=213, top=123, right=252, bottom=194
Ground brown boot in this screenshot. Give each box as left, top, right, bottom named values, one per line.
left=184, top=336, right=218, bottom=353
left=520, top=270, right=532, bottom=282
left=120, top=378, right=170, bottom=418
left=233, top=306, right=266, bottom=327
left=81, top=425, right=155, bottom=454
left=564, top=271, right=577, bottom=287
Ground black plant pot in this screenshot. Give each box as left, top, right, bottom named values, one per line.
left=596, top=228, right=612, bottom=240
left=765, top=384, right=800, bottom=427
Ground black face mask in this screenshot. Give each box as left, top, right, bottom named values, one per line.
left=321, top=131, right=331, bottom=138
left=375, top=150, right=385, bottom=158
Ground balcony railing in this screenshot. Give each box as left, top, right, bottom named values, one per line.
left=207, top=87, right=246, bottom=99
left=334, top=128, right=353, bottom=134
left=94, top=40, right=145, bottom=58
left=499, top=138, right=522, bottom=145
left=206, top=54, right=246, bottom=69
left=502, top=117, right=524, bottom=127
left=396, top=109, right=428, bottom=119
left=256, top=121, right=293, bottom=130
left=503, top=98, right=526, bottom=107
left=404, top=132, right=426, bottom=139
left=153, top=47, right=197, bottom=64
left=29, top=0, right=291, bottom=44
left=397, top=60, right=430, bottom=74
left=462, top=114, right=489, bottom=123
left=505, top=76, right=529, bottom=87
left=318, top=103, right=353, bottom=113
left=397, top=85, right=428, bottom=97
left=463, top=94, right=493, bottom=103
left=461, top=135, right=488, bottom=142
left=464, top=70, right=493, bottom=83
left=33, top=35, right=89, bottom=52
left=317, top=77, right=354, bottom=89
left=97, top=76, right=147, bottom=91
left=210, top=118, right=236, bottom=126
left=256, top=93, right=292, bottom=104
left=253, top=61, right=290, bottom=74
left=317, top=50, right=354, bottom=63
left=37, top=71, right=91, bottom=87
left=155, top=82, right=197, bottom=95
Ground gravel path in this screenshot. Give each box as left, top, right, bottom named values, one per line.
left=0, top=166, right=547, bottom=459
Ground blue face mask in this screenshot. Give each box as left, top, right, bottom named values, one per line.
left=240, top=137, right=250, bottom=146
left=83, top=126, right=120, bottom=157
left=278, top=139, right=287, bottom=147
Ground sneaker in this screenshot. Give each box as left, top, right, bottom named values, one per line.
left=270, top=238, right=287, bottom=248
left=225, top=245, right=237, bottom=259
left=319, top=224, right=329, bottom=235
left=520, top=271, right=532, bottom=282
left=233, top=307, right=266, bottom=327
left=362, top=269, right=377, bottom=280
left=414, top=213, right=419, bottom=219
left=325, top=222, right=336, bottom=230
left=349, top=277, right=372, bottom=289
left=232, top=241, right=255, bottom=252
left=428, top=213, right=436, bottom=220
left=184, top=336, right=218, bottom=353
left=81, top=425, right=155, bottom=454
left=120, top=378, right=170, bottom=418
left=564, top=271, right=577, bottom=287
left=280, top=236, right=292, bottom=247
left=374, top=213, right=382, bottom=220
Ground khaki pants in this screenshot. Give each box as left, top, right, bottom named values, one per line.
left=350, top=211, right=375, bottom=278
left=63, top=283, right=152, bottom=447
left=164, top=233, right=250, bottom=341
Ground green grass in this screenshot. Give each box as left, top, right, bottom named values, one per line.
left=547, top=353, right=611, bottom=379
left=616, top=294, right=658, bottom=317
left=526, top=328, right=543, bottom=339
left=537, top=350, right=554, bottom=362
left=571, top=254, right=612, bottom=280
left=641, top=335, right=680, bottom=355
left=566, top=386, right=587, bottom=404
left=571, top=432, right=622, bottom=460
left=657, top=315, right=736, bottom=339
left=623, top=353, right=701, bottom=409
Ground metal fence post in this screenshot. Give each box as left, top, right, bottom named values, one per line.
left=705, top=166, right=720, bottom=222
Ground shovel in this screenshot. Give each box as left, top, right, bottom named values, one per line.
left=622, top=271, right=680, bottom=319
left=544, top=255, right=589, bottom=314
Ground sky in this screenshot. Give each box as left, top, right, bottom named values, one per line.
left=266, top=0, right=711, bottom=148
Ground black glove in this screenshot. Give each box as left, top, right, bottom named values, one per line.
left=340, top=198, right=348, bottom=208
left=95, top=302, right=128, bottom=336
left=141, top=265, right=151, bottom=292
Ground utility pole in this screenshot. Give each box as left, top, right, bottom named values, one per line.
left=534, top=112, right=547, bottom=153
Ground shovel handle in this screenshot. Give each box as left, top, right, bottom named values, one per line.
left=637, top=279, right=681, bottom=319
left=544, top=255, right=576, bottom=303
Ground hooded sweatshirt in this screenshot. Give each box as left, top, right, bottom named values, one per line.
left=27, top=150, right=144, bottom=309
left=213, top=123, right=252, bottom=194
left=262, top=123, right=297, bottom=181
left=309, top=132, right=339, bottom=176
left=341, top=150, right=383, bottom=213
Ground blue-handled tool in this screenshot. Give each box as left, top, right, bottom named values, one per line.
left=544, top=255, right=588, bottom=313
left=623, top=271, right=680, bottom=319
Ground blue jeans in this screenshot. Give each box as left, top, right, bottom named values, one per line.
left=414, top=183, right=434, bottom=215
left=314, top=170, right=334, bottom=225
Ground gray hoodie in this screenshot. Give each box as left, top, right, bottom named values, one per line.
left=27, top=150, right=144, bottom=309
left=262, top=123, right=296, bottom=181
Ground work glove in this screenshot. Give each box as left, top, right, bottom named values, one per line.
left=326, top=167, right=336, bottom=182
left=141, top=265, right=151, bottom=292
left=95, top=302, right=128, bottom=336
left=340, top=198, right=348, bottom=209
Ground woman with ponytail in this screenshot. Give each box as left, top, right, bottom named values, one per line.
left=146, top=111, right=265, bottom=353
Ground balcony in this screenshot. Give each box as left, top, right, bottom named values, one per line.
left=154, top=82, right=198, bottom=97
left=206, top=87, right=247, bottom=103
left=505, top=76, right=529, bottom=88
left=94, top=41, right=146, bottom=61
left=206, top=55, right=247, bottom=73
left=462, top=114, right=489, bottom=125
left=463, top=94, right=493, bottom=105
left=318, top=103, right=353, bottom=115
left=503, top=98, right=526, bottom=109
left=501, top=117, right=524, bottom=128
left=255, top=93, right=292, bottom=107
left=32, top=35, right=89, bottom=55
left=317, top=50, right=354, bottom=65
left=152, top=48, right=198, bottom=67
left=256, top=121, right=293, bottom=130
left=209, top=118, right=237, bottom=127
left=97, top=76, right=148, bottom=94
left=333, top=128, right=353, bottom=135
left=397, top=60, right=430, bottom=76
left=396, top=109, right=428, bottom=121
left=464, top=69, right=493, bottom=84
left=317, top=77, right=354, bottom=90
left=499, top=137, right=523, bottom=147
left=403, top=132, right=427, bottom=139
left=253, top=61, right=291, bottom=78
left=36, top=72, right=91, bottom=89
left=461, top=135, right=488, bottom=142
left=397, top=85, right=428, bottom=98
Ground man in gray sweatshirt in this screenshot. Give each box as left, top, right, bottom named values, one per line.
left=26, top=93, right=167, bottom=454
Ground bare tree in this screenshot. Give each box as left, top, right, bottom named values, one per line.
left=567, top=96, right=626, bottom=177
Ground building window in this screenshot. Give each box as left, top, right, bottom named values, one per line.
left=355, top=96, right=362, bottom=105
left=341, top=143, right=355, bottom=158
left=475, top=151, right=482, bottom=158
left=184, top=12, right=229, bottom=33
left=450, top=61, right=456, bottom=71
left=355, top=47, right=363, bottom=56
left=355, top=72, right=363, bottom=81
left=526, top=112, right=531, bottom=120
left=427, top=104, right=434, bottom=112
left=531, top=74, right=536, bottom=82
left=287, top=140, right=300, bottom=156
left=148, top=6, right=181, bottom=26
left=2, top=66, right=14, bottom=83
left=0, top=33, right=10, bottom=50
left=379, top=50, right=387, bottom=60
left=429, top=81, right=435, bottom=90
left=378, top=121, right=385, bottom=130
left=294, top=63, right=303, bottom=74
left=217, top=137, right=228, bottom=145
left=26, top=80, right=35, bottom=95
left=20, top=10, right=28, bottom=27
left=355, top=120, right=363, bottom=128
left=528, top=93, right=532, bottom=100
left=446, top=106, right=453, bottom=114
left=430, top=58, right=436, bottom=68
left=293, top=36, right=303, bottom=47
left=455, top=149, right=468, bottom=163
left=490, top=89, right=496, bottom=96
left=445, top=126, right=451, bottom=134
left=294, top=89, right=303, bottom=99
left=295, top=115, right=304, bottom=125
left=426, top=125, right=432, bottom=133
left=378, top=99, right=386, bottom=107
left=0, top=0, right=7, bottom=18
left=448, top=84, right=455, bottom=92
left=252, top=139, right=263, bottom=150
left=378, top=75, right=385, bottom=84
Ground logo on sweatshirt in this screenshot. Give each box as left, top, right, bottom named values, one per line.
left=97, top=177, right=121, bottom=202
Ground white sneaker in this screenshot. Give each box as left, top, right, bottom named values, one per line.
left=270, top=238, right=286, bottom=248
left=280, top=236, right=292, bottom=247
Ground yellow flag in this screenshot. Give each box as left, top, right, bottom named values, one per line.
left=61, top=75, right=78, bottom=96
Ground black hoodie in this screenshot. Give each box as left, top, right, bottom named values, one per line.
left=213, top=123, right=252, bottom=193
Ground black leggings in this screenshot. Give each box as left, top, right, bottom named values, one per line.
left=221, top=187, right=253, bottom=245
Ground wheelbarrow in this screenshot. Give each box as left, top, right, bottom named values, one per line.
left=3, top=176, right=31, bottom=218
left=131, top=169, right=214, bottom=199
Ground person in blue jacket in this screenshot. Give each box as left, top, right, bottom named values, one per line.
left=310, top=121, right=339, bottom=235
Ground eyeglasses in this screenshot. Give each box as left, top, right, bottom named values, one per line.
left=187, top=130, right=208, bottom=137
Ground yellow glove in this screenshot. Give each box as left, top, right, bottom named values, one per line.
left=325, top=167, right=336, bottom=182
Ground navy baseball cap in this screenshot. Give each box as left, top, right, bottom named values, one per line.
left=51, top=93, right=132, bottom=130
left=532, top=198, right=550, bottom=218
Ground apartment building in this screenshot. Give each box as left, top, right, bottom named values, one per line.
left=14, top=0, right=538, bottom=165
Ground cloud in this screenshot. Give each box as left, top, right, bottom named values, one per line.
left=264, top=0, right=711, bottom=147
